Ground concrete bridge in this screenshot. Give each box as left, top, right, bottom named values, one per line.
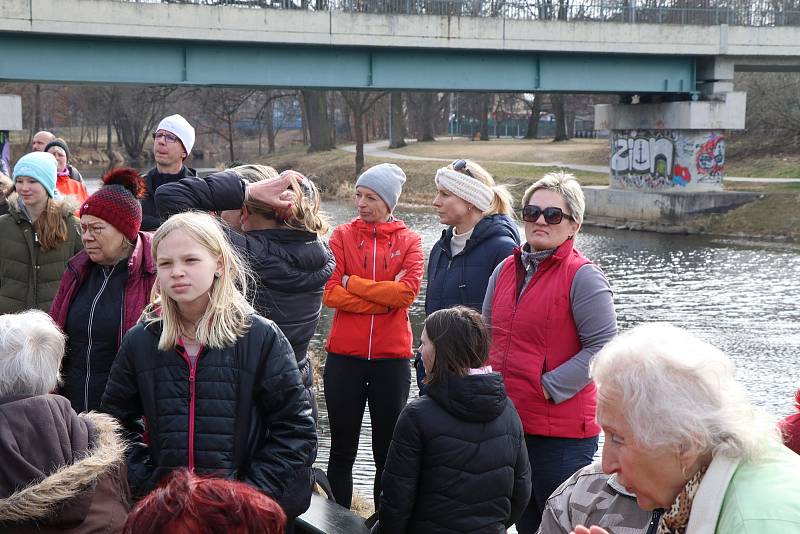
left=1, top=0, right=797, bottom=211
left=1, top=0, right=800, bottom=92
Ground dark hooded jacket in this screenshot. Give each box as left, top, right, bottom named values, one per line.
left=377, top=372, right=531, bottom=533
left=0, top=395, right=130, bottom=533
left=99, top=314, right=317, bottom=519
left=140, top=164, right=196, bottom=231
left=425, top=214, right=519, bottom=315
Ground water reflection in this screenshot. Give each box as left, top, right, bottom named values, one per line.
left=312, top=201, right=800, bottom=499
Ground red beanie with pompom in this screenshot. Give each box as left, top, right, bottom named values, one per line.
left=80, top=168, right=144, bottom=242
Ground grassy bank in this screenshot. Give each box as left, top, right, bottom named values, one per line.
left=254, top=141, right=799, bottom=242
left=686, top=193, right=800, bottom=241
left=256, top=145, right=608, bottom=206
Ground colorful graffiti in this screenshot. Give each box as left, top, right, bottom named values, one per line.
left=609, top=131, right=725, bottom=191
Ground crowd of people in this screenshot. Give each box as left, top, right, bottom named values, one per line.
left=0, top=114, right=798, bottom=534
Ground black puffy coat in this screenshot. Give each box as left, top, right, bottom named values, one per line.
left=99, top=315, right=317, bottom=518
left=153, top=171, right=335, bottom=408
left=140, top=165, right=196, bottom=231
left=377, top=372, right=531, bottom=533
left=425, top=213, right=519, bottom=315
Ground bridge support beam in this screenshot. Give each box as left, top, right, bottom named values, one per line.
left=589, top=91, right=753, bottom=224
left=594, top=91, right=745, bottom=192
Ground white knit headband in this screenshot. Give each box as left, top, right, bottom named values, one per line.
left=435, top=167, right=494, bottom=212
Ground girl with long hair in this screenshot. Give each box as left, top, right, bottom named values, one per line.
left=100, top=212, right=316, bottom=525
left=0, top=151, right=82, bottom=313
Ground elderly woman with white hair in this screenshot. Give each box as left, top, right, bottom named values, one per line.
left=0, top=310, right=129, bottom=533
left=572, top=323, right=800, bottom=534
left=482, top=171, right=617, bottom=534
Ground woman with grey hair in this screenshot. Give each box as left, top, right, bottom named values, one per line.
left=0, top=310, right=129, bottom=533
left=482, top=171, right=617, bottom=533
left=573, top=322, right=800, bottom=534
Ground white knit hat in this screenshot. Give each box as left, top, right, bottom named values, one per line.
left=157, top=114, right=195, bottom=154
left=434, top=167, right=494, bottom=212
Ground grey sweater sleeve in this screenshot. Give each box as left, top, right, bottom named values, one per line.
left=481, top=259, right=507, bottom=330
left=541, top=264, right=617, bottom=404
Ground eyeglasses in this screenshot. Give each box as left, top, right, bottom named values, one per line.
left=80, top=224, right=106, bottom=237
left=452, top=159, right=474, bottom=178
left=521, top=205, right=574, bottom=225
left=152, top=131, right=180, bottom=144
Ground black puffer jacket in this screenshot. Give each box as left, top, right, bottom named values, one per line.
left=140, top=165, right=196, bottom=230
left=153, top=171, right=335, bottom=411
left=377, top=372, right=531, bottom=533
left=99, top=315, right=317, bottom=518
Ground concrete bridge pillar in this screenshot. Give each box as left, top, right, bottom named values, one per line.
left=594, top=91, right=745, bottom=192
left=587, top=91, right=757, bottom=224
left=0, top=95, right=22, bottom=177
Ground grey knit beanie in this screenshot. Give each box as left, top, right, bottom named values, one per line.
left=355, top=163, right=406, bottom=212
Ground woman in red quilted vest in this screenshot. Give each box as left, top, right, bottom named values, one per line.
left=482, top=171, right=617, bottom=534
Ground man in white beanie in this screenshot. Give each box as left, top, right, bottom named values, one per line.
left=141, top=114, right=196, bottom=230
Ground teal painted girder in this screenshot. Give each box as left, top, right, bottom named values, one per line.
left=0, top=33, right=696, bottom=92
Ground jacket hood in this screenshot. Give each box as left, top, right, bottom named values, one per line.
left=427, top=372, right=508, bottom=423
left=249, top=229, right=335, bottom=293
left=6, top=192, right=78, bottom=224
left=0, top=395, right=126, bottom=525
left=441, top=213, right=520, bottom=255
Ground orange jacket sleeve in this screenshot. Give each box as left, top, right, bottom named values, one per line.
left=346, top=232, right=424, bottom=309
left=323, top=226, right=390, bottom=315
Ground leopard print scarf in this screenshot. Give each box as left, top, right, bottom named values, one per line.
left=656, top=465, right=708, bottom=534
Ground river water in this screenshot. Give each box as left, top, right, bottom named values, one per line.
left=311, top=201, right=800, bottom=502
left=84, top=171, right=800, bottom=503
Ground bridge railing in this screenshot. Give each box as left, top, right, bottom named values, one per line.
left=121, top=0, right=800, bottom=26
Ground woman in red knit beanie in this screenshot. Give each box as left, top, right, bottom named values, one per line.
left=781, top=389, right=800, bottom=455
left=50, top=168, right=157, bottom=413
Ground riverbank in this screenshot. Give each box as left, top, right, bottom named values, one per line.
left=256, top=143, right=800, bottom=242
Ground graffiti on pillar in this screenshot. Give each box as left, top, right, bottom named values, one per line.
left=610, top=131, right=725, bottom=191
left=694, top=134, right=725, bottom=184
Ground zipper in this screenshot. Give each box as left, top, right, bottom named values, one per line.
left=367, top=225, right=377, bottom=360
left=178, top=341, right=199, bottom=472
left=188, top=359, right=197, bottom=471
left=84, top=264, right=115, bottom=412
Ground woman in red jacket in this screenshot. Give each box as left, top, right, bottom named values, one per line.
left=323, top=163, right=424, bottom=510
left=483, top=171, right=617, bottom=534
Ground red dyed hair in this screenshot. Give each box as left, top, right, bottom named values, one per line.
left=123, top=470, right=287, bottom=534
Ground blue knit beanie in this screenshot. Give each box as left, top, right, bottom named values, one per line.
left=12, top=152, right=58, bottom=198
left=355, top=163, right=407, bottom=212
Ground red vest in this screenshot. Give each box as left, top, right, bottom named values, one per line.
left=488, top=239, right=601, bottom=438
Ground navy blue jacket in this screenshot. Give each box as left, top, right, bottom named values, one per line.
left=425, top=214, right=519, bottom=315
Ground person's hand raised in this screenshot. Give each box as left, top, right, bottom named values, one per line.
left=571, top=525, right=610, bottom=534
left=246, top=170, right=306, bottom=212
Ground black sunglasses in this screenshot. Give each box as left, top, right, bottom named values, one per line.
left=452, top=159, right=474, bottom=178
left=521, top=205, right=574, bottom=225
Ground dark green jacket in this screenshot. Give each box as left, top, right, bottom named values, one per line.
left=0, top=196, right=83, bottom=314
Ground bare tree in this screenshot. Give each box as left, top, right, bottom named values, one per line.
left=340, top=90, right=386, bottom=174
left=302, top=90, right=334, bottom=152
left=112, top=86, right=176, bottom=164
left=521, top=94, right=543, bottom=139
left=194, top=87, right=255, bottom=163
left=388, top=91, right=407, bottom=149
